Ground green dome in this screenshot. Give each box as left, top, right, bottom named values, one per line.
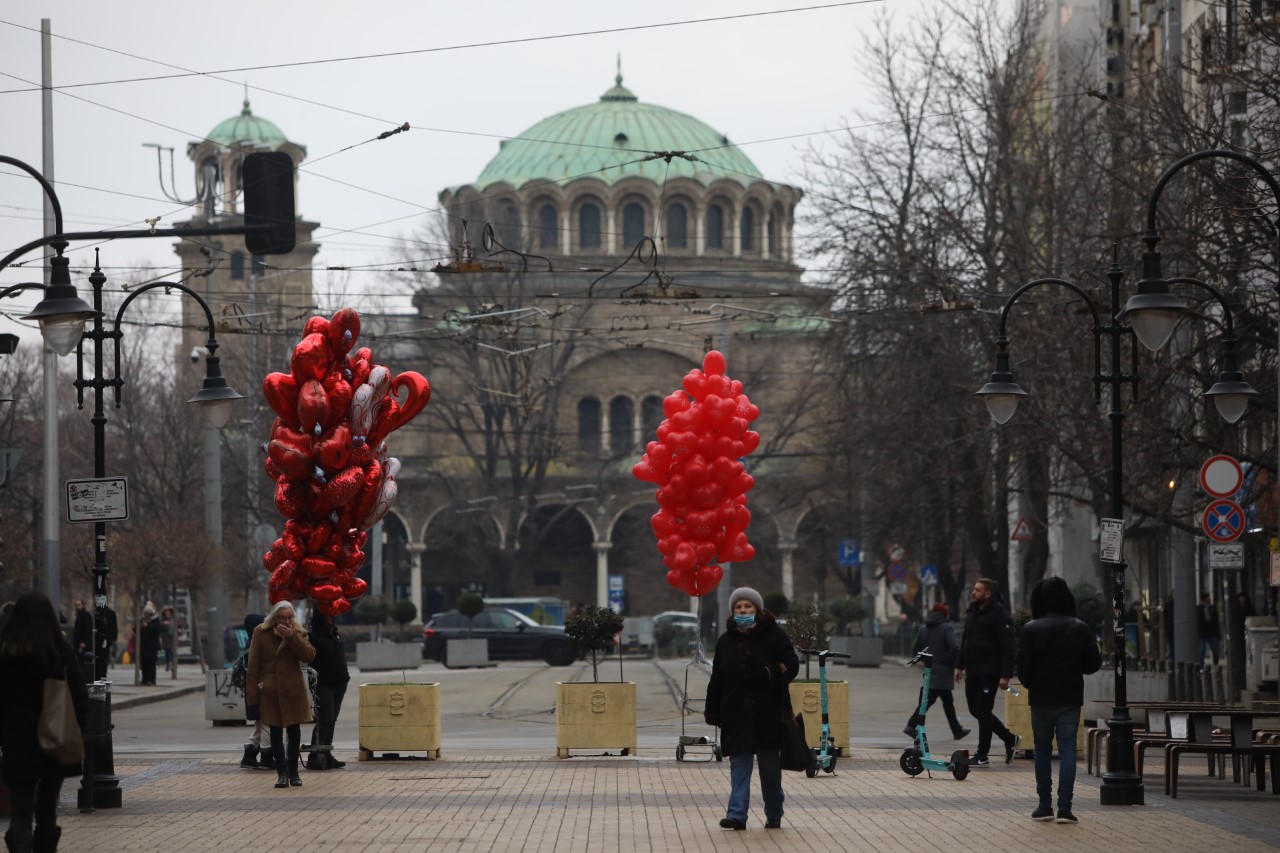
left=474, top=74, right=763, bottom=190
left=208, top=99, right=288, bottom=148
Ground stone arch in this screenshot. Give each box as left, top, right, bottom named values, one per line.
left=792, top=502, right=852, bottom=607
left=517, top=503, right=598, bottom=598
left=420, top=507, right=502, bottom=609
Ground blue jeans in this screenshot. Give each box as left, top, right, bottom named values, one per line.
left=1199, top=637, right=1220, bottom=664
left=1030, top=705, right=1079, bottom=811
left=727, top=749, right=784, bottom=823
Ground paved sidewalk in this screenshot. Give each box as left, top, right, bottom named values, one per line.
left=45, top=659, right=1280, bottom=852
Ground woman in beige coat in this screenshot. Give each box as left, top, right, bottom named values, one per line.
left=246, top=600, right=316, bottom=789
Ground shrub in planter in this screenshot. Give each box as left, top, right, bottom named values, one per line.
left=763, top=592, right=790, bottom=616
left=782, top=605, right=831, bottom=679
left=564, top=604, right=625, bottom=682
left=391, top=600, right=418, bottom=639
left=827, top=597, right=865, bottom=636
left=456, top=592, right=485, bottom=637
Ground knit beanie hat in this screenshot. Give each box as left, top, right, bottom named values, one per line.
left=932, top=603, right=949, bottom=617
left=729, top=587, right=764, bottom=612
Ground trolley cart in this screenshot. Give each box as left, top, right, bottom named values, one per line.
left=676, top=657, right=722, bottom=762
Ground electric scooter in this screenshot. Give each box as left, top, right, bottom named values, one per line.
left=797, top=648, right=851, bottom=776
left=900, top=650, right=970, bottom=780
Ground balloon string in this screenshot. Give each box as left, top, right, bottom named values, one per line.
left=690, top=592, right=711, bottom=674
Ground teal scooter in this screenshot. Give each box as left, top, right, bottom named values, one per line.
left=900, top=650, right=970, bottom=780
left=797, top=648, right=851, bottom=776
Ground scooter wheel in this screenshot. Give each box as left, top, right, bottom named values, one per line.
left=676, top=745, right=685, bottom=761
left=950, top=750, right=969, bottom=781
left=900, top=747, right=924, bottom=777
left=823, top=753, right=838, bottom=774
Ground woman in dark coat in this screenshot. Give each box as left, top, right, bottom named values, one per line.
left=903, top=603, right=970, bottom=740
left=246, top=600, right=316, bottom=789
left=0, top=591, right=89, bottom=853
left=705, top=587, right=798, bottom=831
left=305, top=610, right=350, bottom=770
left=137, top=601, right=160, bottom=686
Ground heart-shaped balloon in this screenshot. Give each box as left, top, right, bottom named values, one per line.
left=380, top=372, right=431, bottom=436
left=263, top=374, right=300, bottom=428
left=291, top=333, right=331, bottom=383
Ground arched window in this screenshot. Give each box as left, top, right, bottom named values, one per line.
left=579, top=203, right=602, bottom=250
left=578, top=398, right=601, bottom=452
left=641, top=395, right=664, bottom=439
left=706, top=204, right=725, bottom=250
left=537, top=204, right=558, bottom=249
left=665, top=203, right=688, bottom=249
left=740, top=208, right=756, bottom=252
left=622, top=203, right=646, bottom=250
left=609, top=396, right=634, bottom=453
left=767, top=212, right=778, bottom=255
left=501, top=205, right=521, bottom=248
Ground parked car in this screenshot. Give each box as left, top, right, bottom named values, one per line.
left=654, top=611, right=699, bottom=630
left=422, top=607, right=574, bottom=667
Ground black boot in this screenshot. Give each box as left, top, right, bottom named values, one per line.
left=256, top=747, right=274, bottom=771
left=5, top=827, right=33, bottom=853
left=305, top=750, right=326, bottom=770
left=31, top=826, right=60, bottom=853
left=274, top=744, right=289, bottom=788
left=288, top=744, right=303, bottom=786
left=239, top=743, right=260, bottom=769
left=325, top=751, right=346, bottom=769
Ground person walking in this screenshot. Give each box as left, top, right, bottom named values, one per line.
left=903, top=603, right=970, bottom=741
left=246, top=601, right=316, bottom=789
left=954, top=577, right=1020, bottom=767
left=158, top=606, right=175, bottom=672
left=138, top=602, right=160, bottom=686
left=93, top=604, right=117, bottom=681
left=704, top=587, right=799, bottom=831
left=1197, top=593, right=1221, bottom=664
left=1016, top=576, right=1101, bottom=825
left=0, top=591, right=89, bottom=853
left=236, top=613, right=274, bottom=771
left=305, top=610, right=350, bottom=770
left=70, top=600, right=93, bottom=682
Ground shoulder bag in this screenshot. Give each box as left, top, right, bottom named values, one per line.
left=778, top=698, right=815, bottom=773
left=39, top=668, right=85, bottom=764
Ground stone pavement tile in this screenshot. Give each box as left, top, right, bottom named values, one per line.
left=52, top=750, right=1279, bottom=853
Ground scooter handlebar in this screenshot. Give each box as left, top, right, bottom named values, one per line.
left=797, top=648, right=853, bottom=659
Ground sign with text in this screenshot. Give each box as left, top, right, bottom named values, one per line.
left=66, top=477, right=129, bottom=523
left=1208, top=542, right=1244, bottom=570
left=1099, top=518, right=1124, bottom=563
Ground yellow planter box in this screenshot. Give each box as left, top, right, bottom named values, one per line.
left=1003, top=681, right=1085, bottom=756
left=789, top=680, right=849, bottom=750
left=555, top=682, right=637, bottom=758
left=358, top=682, right=441, bottom=760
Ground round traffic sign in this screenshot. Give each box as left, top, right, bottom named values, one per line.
left=1202, top=499, right=1245, bottom=543
left=1200, top=455, right=1243, bottom=498
left=888, top=543, right=905, bottom=562
left=888, top=561, right=907, bottom=583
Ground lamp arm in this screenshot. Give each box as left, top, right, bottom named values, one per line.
left=997, top=277, right=1104, bottom=402
left=110, top=281, right=221, bottom=407
left=1146, top=148, right=1280, bottom=236
left=0, top=282, right=47, bottom=301
left=0, top=155, right=64, bottom=237
left=1164, top=276, right=1235, bottom=336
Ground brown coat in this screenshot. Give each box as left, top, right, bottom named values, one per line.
left=246, top=623, right=316, bottom=727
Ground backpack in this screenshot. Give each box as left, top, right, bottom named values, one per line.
left=230, top=650, right=249, bottom=690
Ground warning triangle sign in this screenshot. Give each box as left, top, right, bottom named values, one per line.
left=1011, top=517, right=1034, bottom=541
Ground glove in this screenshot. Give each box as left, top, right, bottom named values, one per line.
left=743, top=665, right=772, bottom=685
left=245, top=704, right=260, bottom=721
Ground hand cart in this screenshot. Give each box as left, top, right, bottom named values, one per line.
left=676, top=646, right=722, bottom=762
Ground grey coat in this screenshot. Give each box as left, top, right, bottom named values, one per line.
left=913, top=611, right=960, bottom=690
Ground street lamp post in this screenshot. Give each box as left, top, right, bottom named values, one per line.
left=21, top=255, right=241, bottom=810
left=976, top=256, right=1255, bottom=807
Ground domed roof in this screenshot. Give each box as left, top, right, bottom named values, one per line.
left=474, top=72, right=764, bottom=190
left=207, top=99, right=289, bottom=148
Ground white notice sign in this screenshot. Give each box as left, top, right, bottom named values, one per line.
left=66, top=477, right=129, bottom=523
left=1208, top=543, right=1244, bottom=570
left=1099, top=518, right=1124, bottom=563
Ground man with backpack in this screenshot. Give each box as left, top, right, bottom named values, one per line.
left=235, top=613, right=273, bottom=770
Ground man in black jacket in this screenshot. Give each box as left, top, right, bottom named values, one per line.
left=1016, top=576, right=1101, bottom=825
left=954, top=577, right=1018, bottom=767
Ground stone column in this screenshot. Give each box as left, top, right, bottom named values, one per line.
left=593, top=541, right=613, bottom=608
left=778, top=538, right=797, bottom=602
left=408, top=542, right=426, bottom=626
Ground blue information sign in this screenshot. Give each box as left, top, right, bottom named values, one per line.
left=838, top=538, right=861, bottom=568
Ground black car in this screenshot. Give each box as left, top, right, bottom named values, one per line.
left=422, top=607, right=574, bottom=667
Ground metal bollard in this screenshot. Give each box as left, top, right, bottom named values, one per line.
left=77, top=680, right=122, bottom=810
left=1211, top=665, right=1226, bottom=704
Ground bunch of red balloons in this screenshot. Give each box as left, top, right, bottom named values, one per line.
left=632, top=350, right=760, bottom=597
left=260, top=308, right=431, bottom=615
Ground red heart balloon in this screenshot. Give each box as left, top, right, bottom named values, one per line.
left=263, top=374, right=300, bottom=428
left=702, top=350, right=726, bottom=376
left=380, top=372, right=431, bottom=435
left=327, top=308, right=361, bottom=358
left=291, top=333, right=331, bottom=383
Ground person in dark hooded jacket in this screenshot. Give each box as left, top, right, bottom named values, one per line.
left=1016, top=576, right=1101, bottom=825
left=903, top=603, right=970, bottom=740
left=705, top=587, right=799, bottom=831
left=0, top=591, right=89, bottom=853
left=237, top=612, right=274, bottom=771
left=954, top=577, right=1019, bottom=766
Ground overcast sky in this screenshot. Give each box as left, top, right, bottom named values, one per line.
left=0, top=1, right=934, bottom=349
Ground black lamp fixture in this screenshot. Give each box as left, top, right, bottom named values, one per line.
left=975, top=338, right=1028, bottom=424
left=20, top=243, right=97, bottom=356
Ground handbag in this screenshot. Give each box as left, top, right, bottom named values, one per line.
left=779, top=709, right=814, bottom=773
left=39, top=668, right=85, bottom=765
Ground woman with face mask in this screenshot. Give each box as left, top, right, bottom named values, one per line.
left=704, top=586, right=799, bottom=831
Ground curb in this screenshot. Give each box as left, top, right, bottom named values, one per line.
left=112, top=683, right=205, bottom=711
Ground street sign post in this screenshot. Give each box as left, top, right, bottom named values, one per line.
left=1099, top=518, right=1124, bottom=563
left=1207, top=543, right=1244, bottom=570
left=838, top=538, right=861, bottom=568
left=1199, top=454, right=1244, bottom=498
left=919, top=565, right=938, bottom=587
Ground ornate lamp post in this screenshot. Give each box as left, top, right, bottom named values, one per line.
left=976, top=255, right=1255, bottom=807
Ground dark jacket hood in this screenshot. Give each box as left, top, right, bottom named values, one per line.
left=924, top=610, right=947, bottom=628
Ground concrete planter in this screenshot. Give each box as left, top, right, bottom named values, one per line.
left=828, top=636, right=883, bottom=668
left=204, top=669, right=246, bottom=725
left=358, top=682, right=441, bottom=760
left=444, top=638, right=490, bottom=669
left=355, top=642, right=420, bottom=671
left=555, top=682, right=637, bottom=758
left=789, top=679, right=850, bottom=750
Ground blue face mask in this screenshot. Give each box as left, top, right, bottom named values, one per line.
left=733, top=613, right=756, bottom=628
